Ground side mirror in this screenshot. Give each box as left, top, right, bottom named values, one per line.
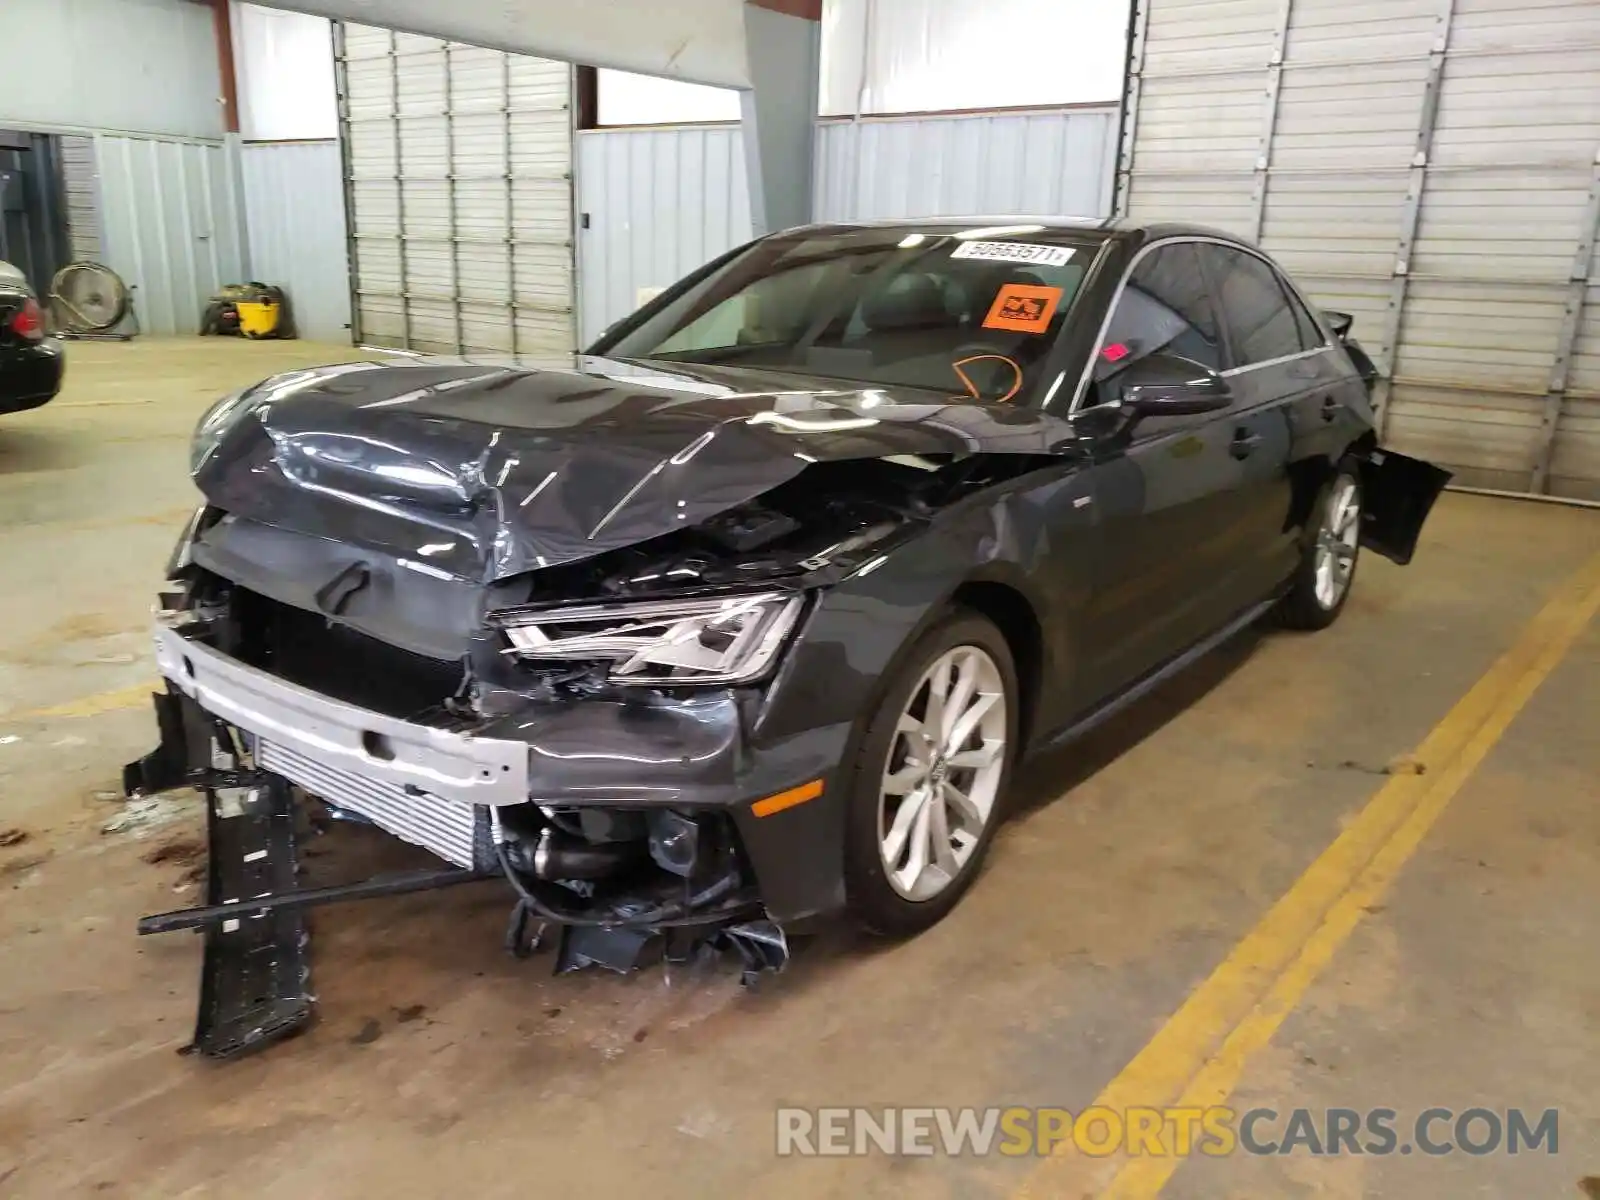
left=1122, top=369, right=1232, bottom=418
left=1324, top=310, right=1353, bottom=339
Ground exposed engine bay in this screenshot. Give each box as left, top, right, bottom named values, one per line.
left=495, top=451, right=1051, bottom=603
left=514, top=457, right=930, bottom=601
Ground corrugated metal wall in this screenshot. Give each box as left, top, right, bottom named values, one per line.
left=241, top=141, right=352, bottom=343
left=813, top=108, right=1120, bottom=222
left=819, top=0, right=1128, bottom=116
left=575, top=125, right=753, bottom=345
left=0, top=0, right=223, bottom=140
left=87, top=134, right=245, bottom=336
left=1121, top=0, right=1600, bottom=500
left=571, top=108, right=1118, bottom=347
left=0, top=0, right=245, bottom=336
left=337, top=23, right=576, bottom=359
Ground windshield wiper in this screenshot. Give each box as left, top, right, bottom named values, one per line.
left=651, top=344, right=778, bottom=365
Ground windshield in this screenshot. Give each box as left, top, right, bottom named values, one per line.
left=595, top=227, right=1098, bottom=403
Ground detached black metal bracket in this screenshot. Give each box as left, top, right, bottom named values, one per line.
left=139, top=867, right=497, bottom=936
left=121, top=685, right=197, bottom=798
left=182, top=773, right=314, bottom=1059
left=127, top=685, right=790, bottom=1062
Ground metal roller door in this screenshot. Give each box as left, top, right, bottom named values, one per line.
left=1120, top=0, right=1600, bottom=499
left=58, top=136, right=103, bottom=263
left=336, top=23, right=576, bottom=359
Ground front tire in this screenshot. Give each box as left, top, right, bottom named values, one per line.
left=842, top=609, right=1019, bottom=937
left=1272, top=463, right=1362, bottom=631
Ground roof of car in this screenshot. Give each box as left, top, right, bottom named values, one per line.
left=782, top=216, right=1254, bottom=247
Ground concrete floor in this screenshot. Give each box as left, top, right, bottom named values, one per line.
left=1, top=339, right=1597, bottom=1199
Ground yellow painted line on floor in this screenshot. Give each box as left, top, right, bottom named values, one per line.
left=22, top=505, right=196, bottom=537
left=0, top=682, right=156, bottom=724
left=1015, top=547, right=1600, bottom=1200
left=50, top=398, right=156, bottom=409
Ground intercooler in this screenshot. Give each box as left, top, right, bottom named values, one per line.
left=255, top=736, right=492, bottom=870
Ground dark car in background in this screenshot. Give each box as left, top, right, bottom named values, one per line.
left=0, top=259, right=64, bottom=414
left=129, top=218, right=1449, bottom=1056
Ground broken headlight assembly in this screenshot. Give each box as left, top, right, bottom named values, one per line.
left=494, top=591, right=806, bottom=686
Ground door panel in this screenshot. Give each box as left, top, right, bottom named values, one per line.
left=1070, top=241, right=1239, bottom=703
left=1232, top=393, right=1298, bottom=602
left=1081, top=410, right=1259, bottom=698
left=1201, top=244, right=1322, bottom=604
left=1217, top=377, right=1306, bottom=602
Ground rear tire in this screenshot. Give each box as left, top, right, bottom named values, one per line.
left=842, top=609, right=1019, bottom=937
left=1272, top=461, right=1362, bottom=631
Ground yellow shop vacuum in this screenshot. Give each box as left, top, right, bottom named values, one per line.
left=201, top=283, right=296, bottom=339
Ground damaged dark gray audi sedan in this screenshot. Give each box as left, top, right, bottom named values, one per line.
left=129, top=219, right=1450, bottom=1056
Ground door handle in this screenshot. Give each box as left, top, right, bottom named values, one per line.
left=1230, top=429, right=1262, bottom=459
left=1320, top=395, right=1341, bottom=422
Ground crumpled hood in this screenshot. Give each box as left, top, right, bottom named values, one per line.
left=193, top=356, right=1075, bottom=582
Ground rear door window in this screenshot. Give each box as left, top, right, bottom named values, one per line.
left=1281, top=280, right=1325, bottom=351
left=1202, top=245, right=1308, bottom=367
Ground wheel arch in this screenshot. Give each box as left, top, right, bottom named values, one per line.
left=1343, top=428, right=1379, bottom=461
left=949, top=577, right=1045, bottom=749
left=1289, top=428, right=1380, bottom=538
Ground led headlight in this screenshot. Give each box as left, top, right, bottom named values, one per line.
left=496, top=592, right=805, bottom=686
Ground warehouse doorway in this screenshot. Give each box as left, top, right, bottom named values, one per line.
left=334, top=23, right=577, bottom=359
left=0, top=130, right=70, bottom=295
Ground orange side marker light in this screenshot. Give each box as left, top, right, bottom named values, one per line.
left=751, top=778, right=824, bottom=818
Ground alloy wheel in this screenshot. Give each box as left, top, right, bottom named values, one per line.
left=878, top=645, right=1008, bottom=901
left=1314, top=476, right=1361, bottom=609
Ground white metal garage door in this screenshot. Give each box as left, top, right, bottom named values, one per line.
left=336, top=23, right=576, bottom=359
left=58, top=136, right=103, bottom=262
left=1120, top=0, right=1600, bottom=499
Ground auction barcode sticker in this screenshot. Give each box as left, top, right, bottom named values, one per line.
left=951, top=241, right=1076, bottom=267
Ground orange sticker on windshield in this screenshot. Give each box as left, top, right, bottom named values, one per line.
left=982, top=284, right=1063, bottom=334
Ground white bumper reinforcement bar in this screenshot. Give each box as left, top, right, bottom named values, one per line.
left=153, top=624, right=531, bottom=808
